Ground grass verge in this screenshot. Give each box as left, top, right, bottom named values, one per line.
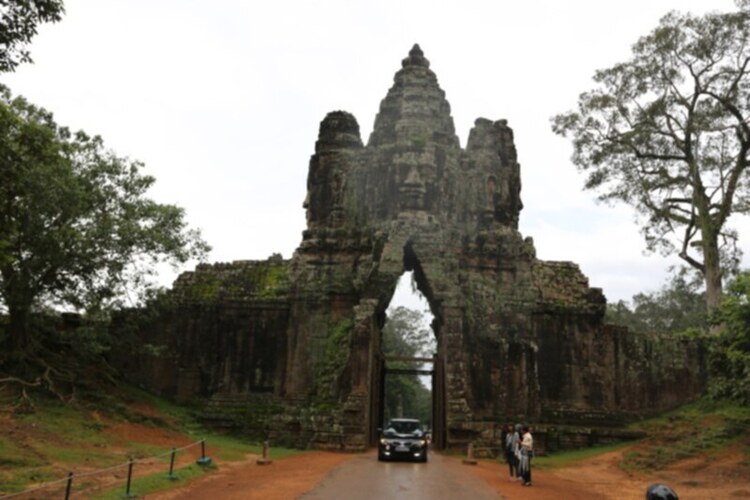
left=91, top=463, right=212, bottom=500
left=620, top=399, right=750, bottom=473
left=534, top=441, right=632, bottom=470
left=0, top=386, right=303, bottom=497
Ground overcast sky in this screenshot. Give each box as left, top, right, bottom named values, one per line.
left=4, top=0, right=747, bottom=310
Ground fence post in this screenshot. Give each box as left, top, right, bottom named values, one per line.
left=125, top=459, right=136, bottom=498
left=196, top=438, right=213, bottom=466
left=64, top=472, right=73, bottom=500
left=462, top=442, right=477, bottom=465
left=257, top=440, right=272, bottom=465
left=168, top=447, right=178, bottom=480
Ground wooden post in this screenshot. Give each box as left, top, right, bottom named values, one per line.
left=462, top=442, right=477, bottom=465
left=64, top=472, right=73, bottom=500
left=257, top=440, right=272, bottom=465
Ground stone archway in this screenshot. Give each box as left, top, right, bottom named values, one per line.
left=364, top=241, right=447, bottom=448
left=123, top=45, right=706, bottom=453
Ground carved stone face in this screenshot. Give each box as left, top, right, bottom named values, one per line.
left=394, top=154, right=437, bottom=212
left=399, top=163, right=426, bottom=210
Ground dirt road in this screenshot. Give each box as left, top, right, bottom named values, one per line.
left=148, top=450, right=601, bottom=499
left=146, top=444, right=750, bottom=500
left=301, top=451, right=498, bottom=499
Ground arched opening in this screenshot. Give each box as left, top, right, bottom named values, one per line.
left=369, top=242, right=446, bottom=449
left=381, top=272, right=435, bottom=427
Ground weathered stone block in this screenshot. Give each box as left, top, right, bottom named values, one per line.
left=117, top=44, right=705, bottom=452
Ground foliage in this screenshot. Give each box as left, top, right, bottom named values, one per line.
left=707, top=272, right=750, bottom=403
left=382, top=306, right=434, bottom=358
left=183, top=260, right=289, bottom=302
left=313, top=318, right=353, bottom=403
left=0, top=0, right=64, bottom=72
left=383, top=372, right=431, bottom=425
left=552, top=2, right=750, bottom=312
left=382, top=306, right=434, bottom=425
left=253, top=262, right=289, bottom=298
left=92, top=464, right=209, bottom=500
left=105, top=287, right=178, bottom=361
left=0, top=85, right=209, bottom=363
left=621, top=399, right=750, bottom=472
left=0, top=386, right=302, bottom=496
left=606, top=268, right=708, bottom=333
left=534, top=442, right=632, bottom=470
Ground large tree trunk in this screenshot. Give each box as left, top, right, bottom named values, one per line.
left=702, top=230, right=723, bottom=322
left=2, top=264, right=35, bottom=354
left=5, top=303, right=31, bottom=353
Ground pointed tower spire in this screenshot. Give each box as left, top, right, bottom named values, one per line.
left=402, top=43, right=430, bottom=68
left=368, top=44, right=457, bottom=148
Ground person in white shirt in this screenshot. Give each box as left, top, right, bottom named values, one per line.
left=519, top=425, right=534, bottom=486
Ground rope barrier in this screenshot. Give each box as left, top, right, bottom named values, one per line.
left=0, top=438, right=208, bottom=499
left=0, top=474, right=74, bottom=499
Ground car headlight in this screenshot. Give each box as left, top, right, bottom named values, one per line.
left=415, top=440, right=426, bottom=446
left=380, top=438, right=389, bottom=445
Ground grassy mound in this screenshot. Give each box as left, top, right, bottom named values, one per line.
left=621, top=400, right=750, bottom=472
left=534, top=399, right=750, bottom=475
left=0, top=385, right=299, bottom=498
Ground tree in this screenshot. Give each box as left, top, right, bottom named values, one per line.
left=0, top=0, right=65, bottom=72
left=382, top=306, right=434, bottom=359
left=708, top=271, right=750, bottom=403
left=0, top=85, right=210, bottom=356
left=552, top=2, right=750, bottom=314
left=606, top=269, right=707, bottom=334
left=381, top=306, right=435, bottom=424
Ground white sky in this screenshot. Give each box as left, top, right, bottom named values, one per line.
left=4, top=0, right=748, bottom=307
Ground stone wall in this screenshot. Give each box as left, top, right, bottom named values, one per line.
left=118, top=45, right=706, bottom=451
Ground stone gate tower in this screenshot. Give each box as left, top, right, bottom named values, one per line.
left=123, top=45, right=704, bottom=451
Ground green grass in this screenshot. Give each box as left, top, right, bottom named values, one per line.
left=118, top=385, right=199, bottom=422
left=0, top=435, right=53, bottom=494
left=196, top=432, right=303, bottom=461
left=18, top=403, right=112, bottom=446
left=0, top=466, right=60, bottom=494
left=39, top=443, right=118, bottom=465
left=87, top=443, right=303, bottom=499
left=620, top=399, right=750, bottom=472
left=489, top=399, right=750, bottom=476
left=534, top=441, right=632, bottom=470
left=0, top=436, right=46, bottom=468
left=0, top=386, right=305, bottom=498
left=0, top=401, right=118, bottom=495
left=91, top=463, right=212, bottom=500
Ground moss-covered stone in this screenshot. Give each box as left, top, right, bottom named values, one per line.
left=116, top=45, right=705, bottom=453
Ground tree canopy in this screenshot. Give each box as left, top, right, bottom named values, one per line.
left=708, top=271, right=750, bottom=403
left=606, top=269, right=707, bottom=334
left=0, top=85, right=210, bottom=355
left=381, top=306, right=434, bottom=425
left=382, top=306, right=434, bottom=359
left=552, top=2, right=750, bottom=313
left=0, top=0, right=65, bottom=72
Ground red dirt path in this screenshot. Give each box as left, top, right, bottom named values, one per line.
left=144, top=445, right=750, bottom=499
left=4, top=410, right=749, bottom=499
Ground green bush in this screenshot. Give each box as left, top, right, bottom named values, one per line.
left=708, top=272, right=750, bottom=404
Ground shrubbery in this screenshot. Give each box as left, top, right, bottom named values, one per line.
left=708, top=273, right=750, bottom=404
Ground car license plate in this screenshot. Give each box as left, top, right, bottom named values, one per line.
left=396, top=445, right=409, bottom=452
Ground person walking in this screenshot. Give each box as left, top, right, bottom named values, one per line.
left=519, top=425, right=534, bottom=486
left=504, top=424, right=519, bottom=480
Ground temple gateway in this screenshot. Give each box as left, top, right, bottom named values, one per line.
left=121, top=45, right=704, bottom=452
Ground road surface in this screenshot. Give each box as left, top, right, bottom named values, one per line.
left=301, top=451, right=500, bottom=499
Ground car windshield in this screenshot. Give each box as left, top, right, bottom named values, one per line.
left=387, top=420, right=421, bottom=435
